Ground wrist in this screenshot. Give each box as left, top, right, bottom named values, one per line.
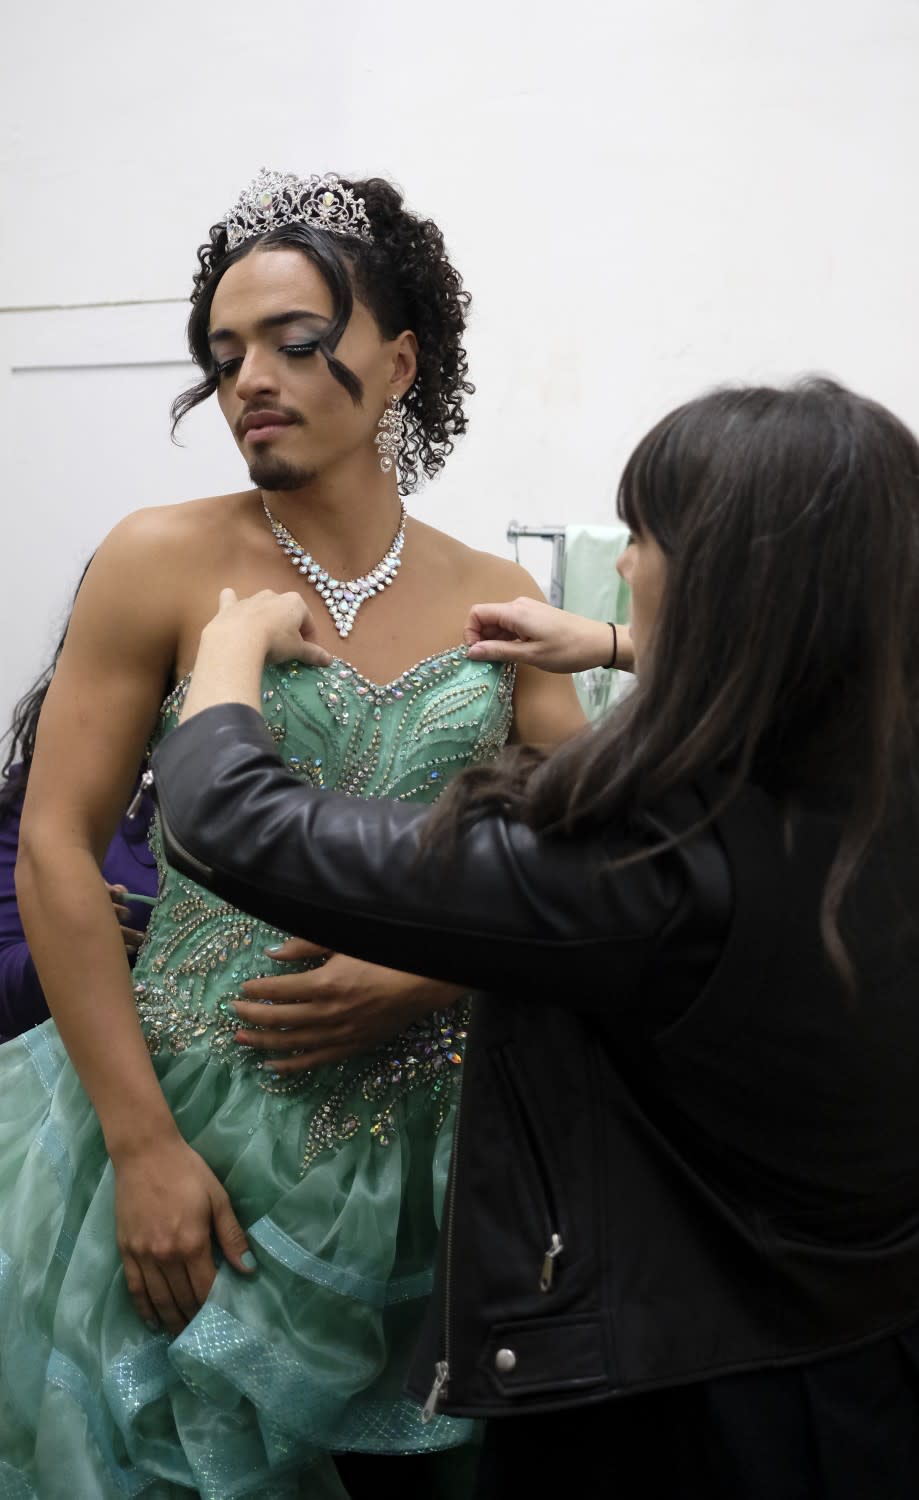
left=419, top=979, right=466, bottom=1011
left=397, top=977, right=465, bottom=1024
left=199, top=618, right=267, bottom=663
left=104, top=1107, right=181, bottom=1167
left=580, top=618, right=618, bottom=670
left=182, top=630, right=265, bottom=722
left=604, top=621, right=618, bottom=670
left=612, top=624, right=634, bottom=673
left=102, top=1098, right=182, bottom=1164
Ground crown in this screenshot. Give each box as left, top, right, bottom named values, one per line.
left=224, top=169, right=374, bottom=251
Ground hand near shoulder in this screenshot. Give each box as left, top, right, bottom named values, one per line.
left=465, top=597, right=634, bottom=674
left=181, top=588, right=332, bottom=723
left=203, top=587, right=332, bottom=668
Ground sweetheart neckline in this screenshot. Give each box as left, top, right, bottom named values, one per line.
left=164, top=642, right=500, bottom=712
left=322, top=642, right=474, bottom=692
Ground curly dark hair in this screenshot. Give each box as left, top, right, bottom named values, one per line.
left=171, top=177, right=474, bottom=494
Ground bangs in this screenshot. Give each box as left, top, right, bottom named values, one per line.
left=616, top=406, right=686, bottom=552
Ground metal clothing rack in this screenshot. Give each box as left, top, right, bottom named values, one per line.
left=506, top=521, right=566, bottom=607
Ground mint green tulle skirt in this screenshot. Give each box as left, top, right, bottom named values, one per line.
left=0, top=1022, right=473, bottom=1499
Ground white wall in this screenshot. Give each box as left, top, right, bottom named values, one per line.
left=1, top=0, right=917, bottom=721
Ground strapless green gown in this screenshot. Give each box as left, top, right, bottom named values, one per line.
left=0, top=650, right=514, bottom=1500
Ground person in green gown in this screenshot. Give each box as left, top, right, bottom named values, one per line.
left=0, top=170, right=588, bottom=1499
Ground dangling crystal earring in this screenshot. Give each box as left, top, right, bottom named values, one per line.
left=375, top=395, right=404, bottom=473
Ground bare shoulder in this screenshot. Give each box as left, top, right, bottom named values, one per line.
left=462, top=546, right=545, bottom=602
left=410, top=519, right=546, bottom=604
left=101, top=491, right=253, bottom=561
left=68, top=493, right=253, bottom=665
left=408, top=520, right=584, bottom=746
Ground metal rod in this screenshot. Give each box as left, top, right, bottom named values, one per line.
left=506, top=521, right=567, bottom=608
left=506, top=521, right=566, bottom=540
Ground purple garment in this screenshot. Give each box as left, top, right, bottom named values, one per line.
left=0, top=774, right=157, bottom=1041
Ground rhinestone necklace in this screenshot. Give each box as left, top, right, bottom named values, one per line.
left=261, top=497, right=406, bottom=639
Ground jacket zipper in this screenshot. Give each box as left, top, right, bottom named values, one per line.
left=498, top=1050, right=566, bottom=1293
left=150, top=784, right=221, bottom=886
left=126, top=768, right=155, bottom=820
left=421, top=1360, right=449, bottom=1423
left=540, top=1231, right=565, bottom=1292
left=421, top=1075, right=465, bottom=1422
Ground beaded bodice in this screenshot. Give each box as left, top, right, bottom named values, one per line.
left=132, top=648, right=514, bottom=1169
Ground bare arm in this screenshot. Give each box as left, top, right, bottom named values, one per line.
left=511, top=659, right=587, bottom=746
left=16, top=516, right=253, bottom=1333
left=466, top=597, right=635, bottom=676
left=452, top=561, right=587, bottom=747
left=17, top=516, right=178, bottom=1152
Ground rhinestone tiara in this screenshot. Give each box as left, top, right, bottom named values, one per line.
left=224, top=169, right=374, bottom=251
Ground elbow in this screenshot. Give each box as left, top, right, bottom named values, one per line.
left=14, top=829, right=44, bottom=914
left=15, top=813, right=80, bottom=909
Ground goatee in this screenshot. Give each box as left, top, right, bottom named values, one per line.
left=247, top=453, right=317, bottom=490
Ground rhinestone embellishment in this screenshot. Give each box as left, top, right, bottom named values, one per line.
left=262, top=498, right=406, bottom=639
left=134, top=651, right=516, bottom=1178
left=225, top=169, right=374, bottom=250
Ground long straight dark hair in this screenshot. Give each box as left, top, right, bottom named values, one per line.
left=434, top=379, right=919, bottom=981
left=0, top=560, right=153, bottom=852
left=0, top=563, right=93, bottom=818
left=0, top=664, right=61, bottom=818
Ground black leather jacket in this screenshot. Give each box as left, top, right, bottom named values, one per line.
left=152, top=705, right=919, bottom=1419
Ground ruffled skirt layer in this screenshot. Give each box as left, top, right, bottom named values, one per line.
left=0, top=1022, right=469, bottom=1499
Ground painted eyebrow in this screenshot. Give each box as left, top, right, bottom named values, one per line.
left=207, top=310, right=328, bottom=344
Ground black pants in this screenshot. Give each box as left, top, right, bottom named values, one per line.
left=335, top=1446, right=478, bottom=1499
left=335, top=1452, right=437, bottom=1499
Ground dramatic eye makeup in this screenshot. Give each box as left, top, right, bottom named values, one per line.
left=208, top=310, right=328, bottom=376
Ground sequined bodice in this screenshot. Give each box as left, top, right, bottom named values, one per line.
left=132, top=648, right=514, bottom=1169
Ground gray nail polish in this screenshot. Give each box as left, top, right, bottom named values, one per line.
left=241, top=1251, right=257, bottom=1271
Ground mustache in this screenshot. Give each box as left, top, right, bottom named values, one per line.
left=235, top=405, right=304, bottom=441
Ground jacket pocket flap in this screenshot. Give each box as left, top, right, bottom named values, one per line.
left=484, top=1315, right=607, bottom=1396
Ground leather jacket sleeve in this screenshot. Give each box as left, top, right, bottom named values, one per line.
left=152, top=703, right=729, bottom=1007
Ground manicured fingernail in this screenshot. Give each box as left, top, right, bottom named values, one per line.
left=145, top=1320, right=159, bottom=1332
left=241, top=1251, right=257, bottom=1271
left=264, top=945, right=285, bottom=956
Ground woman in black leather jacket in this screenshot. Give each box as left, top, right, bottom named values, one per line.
left=151, top=379, right=919, bottom=1500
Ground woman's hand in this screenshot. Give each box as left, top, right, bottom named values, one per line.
left=114, top=1133, right=255, bottom=1337
left=232, top=939, right=462, bottom=1073
left=465, top=597, right=628, bottom=673
left=204, top=588, right=333, bottom=668
left=181, top=588, right=333, bottom=723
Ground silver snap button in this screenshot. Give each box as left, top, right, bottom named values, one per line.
left=494, top=1347, right=517, bottom=1373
